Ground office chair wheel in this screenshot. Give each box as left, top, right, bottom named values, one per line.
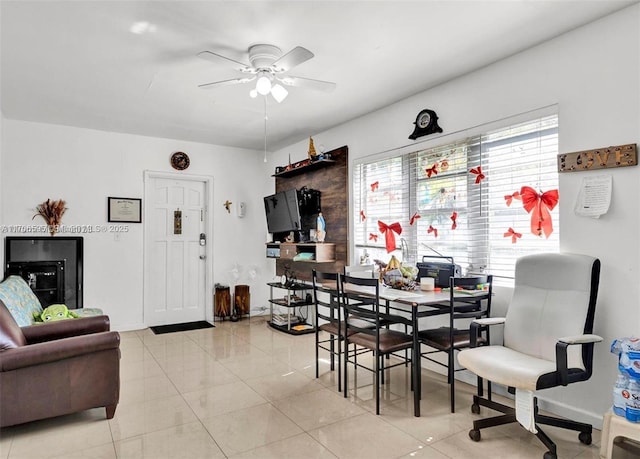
left=543, top=451, right=557, bottom=459
left=578, top=432, right=592, bottom=445
left=469, top=429, right=481, bottom=442
left=471, top=403, right=480, bottom=414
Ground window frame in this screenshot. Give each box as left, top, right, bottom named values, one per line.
left=352, top=110, right=560, bottom=285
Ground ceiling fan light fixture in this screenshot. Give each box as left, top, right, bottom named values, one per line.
left=271, top=83, right=288, bottom=103
left=256, top=74, right=272, bottom=95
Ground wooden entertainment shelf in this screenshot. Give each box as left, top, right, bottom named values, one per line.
left=272, top=159, right=336, bottom=178
left=267, top=242, right=336, bottom=263
left=271, top=145, right=349, bottom=282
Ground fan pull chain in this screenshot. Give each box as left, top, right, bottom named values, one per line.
left=263, top=96, right=268, bottom=163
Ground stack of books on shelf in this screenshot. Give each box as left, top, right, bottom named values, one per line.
left=271, top=314, right=302, bottom=326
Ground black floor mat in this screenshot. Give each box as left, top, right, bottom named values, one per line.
left=150, top=321, right=214, bottom=335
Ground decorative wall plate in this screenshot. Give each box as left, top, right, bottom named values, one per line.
left=170, top=151, right=190, bottom=170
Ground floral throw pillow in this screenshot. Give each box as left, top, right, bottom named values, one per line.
left=0, top=276, right=43, bottom=327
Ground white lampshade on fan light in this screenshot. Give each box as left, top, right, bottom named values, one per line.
left=270, top=83, right=288, bottom=103
left=249, top=72, right=288, bottom=103
left=256, top=73, right=271, bottom=95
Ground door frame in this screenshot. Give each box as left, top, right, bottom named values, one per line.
left=143, top=170, right=214, bottom=326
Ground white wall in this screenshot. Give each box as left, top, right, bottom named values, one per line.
left=273, top=5, right=640, bottom=427
left=0, top=118, right=274, bottom=330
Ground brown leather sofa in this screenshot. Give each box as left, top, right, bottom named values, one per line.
left=0, top=300, right=120, bottom=427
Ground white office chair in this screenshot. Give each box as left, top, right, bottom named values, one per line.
left=457, top=253, right=601, bottom=459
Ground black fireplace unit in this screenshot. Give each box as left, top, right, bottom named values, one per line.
left=6, top=260, right=65, bottom=307
left=4, top=237, right=83, bottom=309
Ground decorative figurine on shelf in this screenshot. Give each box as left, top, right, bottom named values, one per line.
left=283, top=265, right=297, bottom=287
left=316, top=212, right=326, bottom=243
left=308, top=136, right=317, bottom=161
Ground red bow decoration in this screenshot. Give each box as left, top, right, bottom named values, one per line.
left=425, top=163, right=438, bottom=178
left=450, top=211, right=458, bottom=230
left=520, top=186, right=559, bottom=238
left=360, top=210, right=366, bottom=222
left=370, top=181, right=379, bottom=192
left=427, top=225, right=438, bottom=238
left=369, top=233, right=378, bottom=242
left=409, top=212, right=421, bottom=225
left=503, top=227, right=522, bottom=244
left=378, top=220, right=402, bottom=253
left=504, top=191, right=521, bottom=206
left=470, top=166, right=485, bottom=184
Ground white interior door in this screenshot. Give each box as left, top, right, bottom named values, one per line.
left=145, top=175, right=208, bottom=326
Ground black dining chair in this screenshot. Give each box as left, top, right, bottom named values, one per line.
left=340, top=274, right=414, bottom=415
left=417, top=274, right=493, bottom=413
left=312, top=269, right=343, bottom=391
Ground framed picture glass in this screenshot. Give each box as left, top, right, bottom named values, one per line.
left=108, top=197, right=142, bottom=223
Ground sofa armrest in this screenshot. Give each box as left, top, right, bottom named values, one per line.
left=0, top=331, right=120, bottom=371
left=22, top=315, right=111, bottom=344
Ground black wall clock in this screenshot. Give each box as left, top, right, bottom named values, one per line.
left=170, top=151, right=190, bottom=170
left=409, top=109, right=443, bottom=140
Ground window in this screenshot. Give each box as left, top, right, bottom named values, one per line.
left=353, top=114, right=559, bottom=284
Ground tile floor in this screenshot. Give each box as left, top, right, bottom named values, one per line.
left=0, top=316, right=605, bottom=458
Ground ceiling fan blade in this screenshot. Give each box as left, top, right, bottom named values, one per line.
left=278, top=75, right=336, bottom=92
left=198, top=76, right=255, bottom=89
left=197, top=51, right=252, bottom=72
left=272, top=46, right=314, bottom=72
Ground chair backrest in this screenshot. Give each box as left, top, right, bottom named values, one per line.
left=344, top=265, right=376, bottom=279
left=312, top=270, right=340, bottom=324
left=504, top=253, right=600, bottom=369
left=449, top=275, right=493, bottom=321
left=340, top=275, right=411, bottom=332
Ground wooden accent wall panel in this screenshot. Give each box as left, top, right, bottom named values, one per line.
left=275, top=145, right=349, bottom=281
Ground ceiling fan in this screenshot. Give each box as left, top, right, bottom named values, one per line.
left=197, top=44, right=336, bottom=103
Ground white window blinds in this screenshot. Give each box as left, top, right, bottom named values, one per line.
left=353, top=114, right=559, bottom=283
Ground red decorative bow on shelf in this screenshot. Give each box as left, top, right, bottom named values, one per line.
left=450, top=211, right=458, bottom=230
left=504, top=191, right=521, bottom=206
left=378, top=220, right=402, bottom=253
left=470, top=166, right=485, bottom=184
left=369, top=233, right=378, bottom=242
left=409, top=212, right=421, bottom=225
left=503, top=227, right=522, bottom=244
left=427, top=225, right=438, bottom=238
left=520, top=186, right=559, bottom=238
left=425, top=164, right=438, bottom=178
left=370, top=181, right=379, bottom=192
left=359, top=210, right=366, bottom=222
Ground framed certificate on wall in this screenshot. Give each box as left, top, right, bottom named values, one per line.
left=108, top=197, right=142, bottom=223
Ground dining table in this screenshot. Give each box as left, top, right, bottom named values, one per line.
left=320, top=280, right=490, bottom=417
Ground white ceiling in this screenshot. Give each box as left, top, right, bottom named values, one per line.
left=1, top=1, right=637, bottom=152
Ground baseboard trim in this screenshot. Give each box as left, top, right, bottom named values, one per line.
left=113, top=322, right=146, bottom=332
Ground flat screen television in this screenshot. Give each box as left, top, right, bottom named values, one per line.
left=263, top=189, right=302, bottom=234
